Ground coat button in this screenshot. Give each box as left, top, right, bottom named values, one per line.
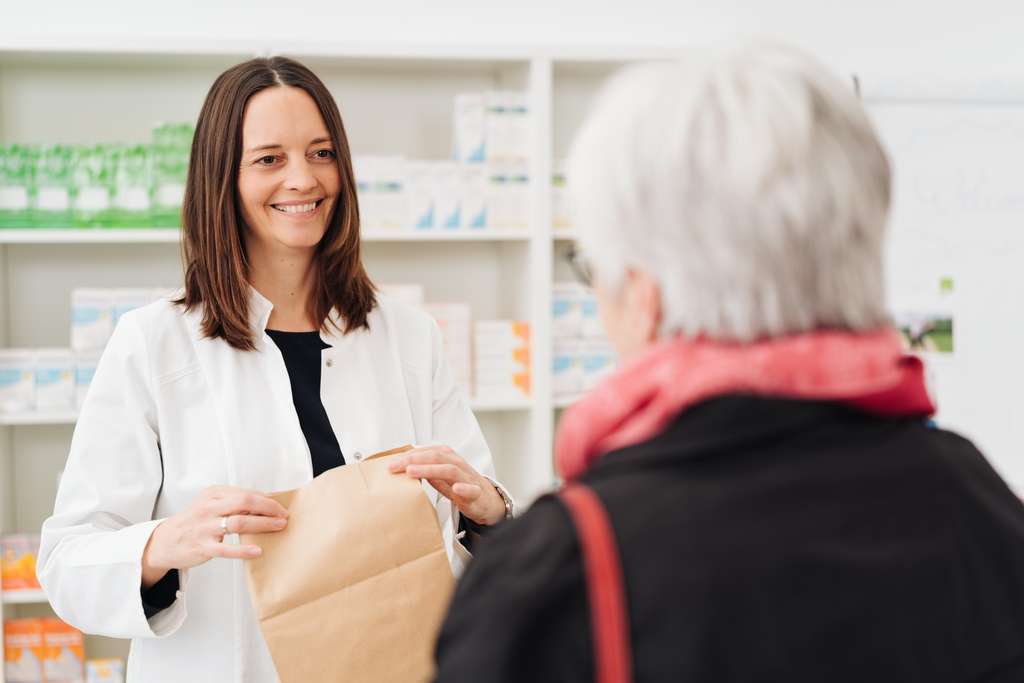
left=325, top=359, right=334, bottom=368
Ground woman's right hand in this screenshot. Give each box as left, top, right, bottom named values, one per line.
left=141, top=486, right=289, bottom=588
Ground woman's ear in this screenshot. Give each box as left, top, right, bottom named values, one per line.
left=625, top=268, right=663, bottom=345
left=595, top=267, right=663, bottom=360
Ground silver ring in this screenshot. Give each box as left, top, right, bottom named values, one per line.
left=220, top=516, right=230, bottom=534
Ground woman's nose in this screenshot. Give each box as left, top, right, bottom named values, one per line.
left=283, top=159, right=318, bottom=193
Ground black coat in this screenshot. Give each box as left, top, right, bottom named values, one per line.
left=435, top=396, right=1024, bottom=682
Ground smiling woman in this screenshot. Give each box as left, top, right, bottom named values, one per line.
left=237, top=86, right=345, bottom=331
left=178, top=57, right=373, bottom=347
left=36, top=56, right=513, bottom=683
left=239, top=103, right=339, bottom=247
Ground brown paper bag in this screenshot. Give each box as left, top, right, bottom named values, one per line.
left=242, top=446, right=455, bottom=683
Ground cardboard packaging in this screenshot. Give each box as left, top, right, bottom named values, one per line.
left=424, top=303, right=472, bottom=396
left=474, top=320, right=531, bottom=400
left=4, top=619, right=45, bottom=683
left=86, top=658, right=125, bottom=683
left=453, top=93, right=486, bottom=163
left=40, top=618, right=85, bottom=683
left=1, top=534, right=41, bottom=592
left=242, top=447, right=454, bottom=683
left=459, top=164, right=487, bottom=230
left=33, top=349, right=75, bottom=411
left=406, top=160, right=434, bottom=230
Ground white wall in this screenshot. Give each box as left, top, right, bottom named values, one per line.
left=3, top=0, right=1021, bottom=84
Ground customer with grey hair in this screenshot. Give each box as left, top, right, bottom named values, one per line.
left=434, top=41, right=1024, bottom=683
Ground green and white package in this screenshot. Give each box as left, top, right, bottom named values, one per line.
left=0, top=145, right=33, bottom=228
left=33, top=145, right=74, bottom=228
left=111, top=144, right=152, bottom=226
left=71, top=145, right=113, bottom=227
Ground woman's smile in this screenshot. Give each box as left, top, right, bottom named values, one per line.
left=269, top=198, right=326, bottom=219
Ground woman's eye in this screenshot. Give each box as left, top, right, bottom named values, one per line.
left=313, top=149, right=336, bottom=160
left=256, top=155, right=278, bottom=166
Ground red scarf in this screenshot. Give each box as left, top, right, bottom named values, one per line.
left=555, top=329, right=935, bottom=482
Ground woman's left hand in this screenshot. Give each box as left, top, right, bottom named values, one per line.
left=388, top=446, right=506, bottom=526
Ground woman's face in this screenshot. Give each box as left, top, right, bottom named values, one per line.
left=237, top=85, right=341, bottom=255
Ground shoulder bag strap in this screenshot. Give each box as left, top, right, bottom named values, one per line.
left=559, top=484, right=634, bottom=683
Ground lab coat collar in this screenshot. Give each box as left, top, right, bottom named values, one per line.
left=247, top=286, right=275, bottom=341
left=247, top=285, right=351, bottom=347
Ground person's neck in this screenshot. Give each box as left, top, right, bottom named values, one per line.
left=247, top=243, right=319, bottom=332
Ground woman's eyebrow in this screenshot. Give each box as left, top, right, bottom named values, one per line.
left=246, top=143, right=282, bottom=154
left=245, top=137, right=331, bottom=153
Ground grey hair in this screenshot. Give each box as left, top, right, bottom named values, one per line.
left=566, top=40, right=892, bottom=342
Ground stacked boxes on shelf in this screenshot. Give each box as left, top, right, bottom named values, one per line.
left=424, top=303, right=473, bottom=397
left=86, top=659, right=125, bottom=683
left=0, top=123, right=193, bottom=230
left=464, top=91, right=530, bottom=231
left=380, top=284, right=531, bottom=403
left=3, top=618, right=45, bottom=683
left=0, top=349, right=78, bottom=414
left=355, top=157, right=490, bottom=232
left=69, top=288, right=171, bottom=408
left=552, top=282, right=617, bottom=405
left=3, top=618, right=87, bottom=683
left=1, top=534, right=41, bottom=593
left=41, top=619, right=85, bottom=683
left=70, top=288, right=171, bottom=351
left=355, top=90, right=530, bottom=233
left=0, top=288, right=169, bottom=415
left=474, top=320, right=531, bottom=402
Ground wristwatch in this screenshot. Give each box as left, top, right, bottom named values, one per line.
left=492, top=481, right=515, bottom=520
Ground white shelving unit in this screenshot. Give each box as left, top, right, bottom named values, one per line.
left=0, top=39, right=678, bottom=674
left=1, top=590, right=47, bottom=606
left=0, top=229, right=532, bottom=244
left=0, top=397, right=529, bottom=428
left=0, top=411, right=81, bottom=427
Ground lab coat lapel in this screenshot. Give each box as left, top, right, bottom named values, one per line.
left=319, top=308, right=417, bottom=459
left=183, top=290, right=312, bottom=493
left=318, top=308, right=439, bottom=504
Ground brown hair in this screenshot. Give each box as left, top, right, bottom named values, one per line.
left=176, top=56, right=376, bottom=350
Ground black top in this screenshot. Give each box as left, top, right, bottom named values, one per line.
left=265, top=329, right=346, bottom=477
left=435, top=396, right=1024, bottom=683
left=142, top=329, right=347, bottom=617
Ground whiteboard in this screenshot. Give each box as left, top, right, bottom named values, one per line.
left=868, top=100, right=1024, bottom=490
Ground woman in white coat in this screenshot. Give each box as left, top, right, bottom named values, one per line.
left=37, top=56, right=513, bottom=682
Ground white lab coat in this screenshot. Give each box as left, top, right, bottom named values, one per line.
left=38, top=288, right=503, bottom=682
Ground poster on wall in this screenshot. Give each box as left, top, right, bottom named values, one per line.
left=893, top=276, right=955, bottom=356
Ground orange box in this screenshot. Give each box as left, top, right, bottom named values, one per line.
left=85, top=658, right=125, bottom=683
left=1, top=534, right=41, bottom=592
left=4, top=618, right=45, bottom=683
left=40, top=618, right=84, bottom=683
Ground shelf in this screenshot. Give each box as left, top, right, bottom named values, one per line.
left=0, top=229, right=532, bottom=245
left=0, top=400, right=529, bottom=426
left=0, top=37, right=680, bottom=65
left=363, top=231, right=530, bottom=242
left=1, top=589, right=48, bottom=605
left=0, top=229, right=181, bottom=244
left=0, top=410, right=78, bottom=426
left=471, top=396, right=533, bottom=412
